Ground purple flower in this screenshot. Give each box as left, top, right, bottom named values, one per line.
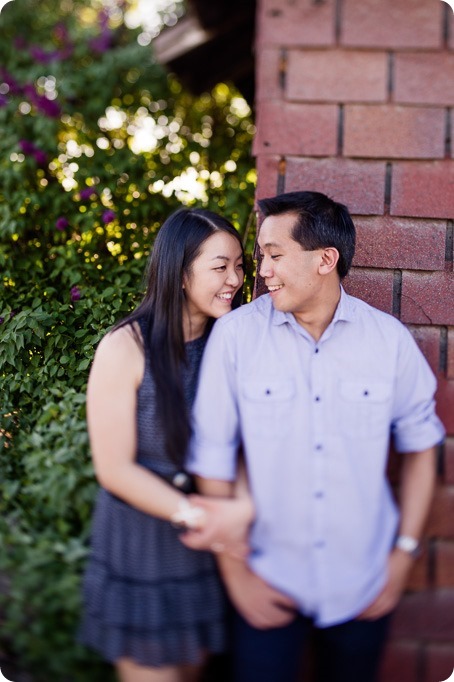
left=1, top=69, right=22, bottom=95
left=79, top=187, right=97, bottom=201
left=0, top=317, right=4, bottom=325
left=0, top=95, right=8, bottom=107
left=70, top=286, right=81, bottom=302
left=19, top=140, right=48, bottom=166
left=55, top=217, right=69, bottom=231
left=102, top=210, right=116, bottom=224
left=34, top=94, right=61, bottom=118
left=30, top=46, right=60, bottom=64
left=19, top=139, right=37, bottom=155
left=14, top=37, right=27, bottom=49
left=89, top=30, right=113, bottom=54
left=53, top=22, right=69, bottom=43
left=9, top=311, right=16, bottom=319
left=23, top=84, right=61, bottom=118
left=33, top=149, right=48, bottom=166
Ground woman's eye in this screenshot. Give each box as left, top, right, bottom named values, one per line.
left=214, top=266, right=226, bottom=271
left=271, top=255, right=281, bottom=260
left=237, top=263, right=244, bottom=270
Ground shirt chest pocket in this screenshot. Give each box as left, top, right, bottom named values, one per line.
left=338, top=380, right=393, bottom=440
left=241, top=379, right=296, bottom=440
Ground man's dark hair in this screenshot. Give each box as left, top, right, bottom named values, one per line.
left=258, top=191, right=356, bottom=279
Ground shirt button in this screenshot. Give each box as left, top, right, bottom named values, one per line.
left=314, top=541, right=325, bottom=549
left=315, top=348, right=319, bottom=354
left=315, top=396, right=321, bottom=402
left=315, top=444, right=323, bottom=450
left=315, top=491, right=324, bottom=499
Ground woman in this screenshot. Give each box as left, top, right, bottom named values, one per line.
left=79, top=208, right=246, bottom=682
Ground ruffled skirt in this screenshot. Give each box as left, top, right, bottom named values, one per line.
left=78, top=489, right=226, bottom=667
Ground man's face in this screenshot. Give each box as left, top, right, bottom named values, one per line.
left=257, top=212, right=324, bottom=316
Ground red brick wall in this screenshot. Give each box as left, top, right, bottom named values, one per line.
left=254, top=1, right=454, bottom=679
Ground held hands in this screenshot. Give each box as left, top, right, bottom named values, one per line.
left=179, top=494, right=255, bottom=559
left=358, top=547, right=414, bottom=620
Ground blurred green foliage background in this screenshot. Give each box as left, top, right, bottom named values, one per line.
left=0, top=1, right=256, bottom=678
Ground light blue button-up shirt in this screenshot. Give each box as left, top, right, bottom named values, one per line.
left=187, top=289, right=445, bottom=627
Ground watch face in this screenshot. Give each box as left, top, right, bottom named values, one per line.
left=396, top=535, right=420, bottom=556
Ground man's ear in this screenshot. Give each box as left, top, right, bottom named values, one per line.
left=319, top=247, right=339, bottom=275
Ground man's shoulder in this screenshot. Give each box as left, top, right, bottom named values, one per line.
left=347, top=293, right=409, bottom=336
left=215, top=294, right=273, bottom=330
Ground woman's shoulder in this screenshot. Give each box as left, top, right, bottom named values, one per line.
left=91, top=323, right=144, bottom=383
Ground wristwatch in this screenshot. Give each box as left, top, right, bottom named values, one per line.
left=395, top=534, right=421, bottom=558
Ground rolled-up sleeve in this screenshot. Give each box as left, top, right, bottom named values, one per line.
left=186, top=318, right=240, bottom=481
left=392, top=327, right=445, bottom=453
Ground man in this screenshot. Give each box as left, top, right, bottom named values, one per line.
left=185, top=191, right=445, bottom=682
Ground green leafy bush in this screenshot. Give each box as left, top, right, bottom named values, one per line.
left=0, top=1, right=255, bottom=678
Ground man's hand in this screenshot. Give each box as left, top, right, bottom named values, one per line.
left=358, top=548, right=414, bottom=620
left=218, top=555, right=297, bottom=629
left=179, top=494, right=254, bottom=559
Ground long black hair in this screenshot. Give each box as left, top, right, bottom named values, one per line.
left=117, top=207, right=243, bottom=466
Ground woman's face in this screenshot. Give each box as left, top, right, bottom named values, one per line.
left=183, top=231, right=244, bottom=335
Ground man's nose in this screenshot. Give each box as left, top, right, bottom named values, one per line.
left=259, top=257, right=273, bottom=279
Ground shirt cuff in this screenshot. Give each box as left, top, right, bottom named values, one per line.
left=186, top=443, right=237, bottom=481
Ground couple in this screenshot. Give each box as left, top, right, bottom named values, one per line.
left=79, top=192, right=444, bottom=682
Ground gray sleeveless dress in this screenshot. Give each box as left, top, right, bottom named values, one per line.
left=79, top=322, right=226, bottom=666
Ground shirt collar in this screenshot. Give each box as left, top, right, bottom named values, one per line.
left=270, top=285, right=356, bottom=327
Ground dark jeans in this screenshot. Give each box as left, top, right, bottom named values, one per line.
left=233, top=611, right=391, bottom=682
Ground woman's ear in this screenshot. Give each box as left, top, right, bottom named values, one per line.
left=319, top=247, right=339, bottom=275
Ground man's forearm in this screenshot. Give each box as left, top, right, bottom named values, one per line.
left=195, top=475, right=235, bottom=498
left=398, top=446, right=436, bottom=542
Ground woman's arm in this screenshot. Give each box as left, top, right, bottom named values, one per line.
left=87, top=326, right=202, bottom=526
left=180, top=456, right=255, bottom=557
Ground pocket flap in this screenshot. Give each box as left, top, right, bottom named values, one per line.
left=242, top=379, right=295, bottom=402
left=340, top=380, right=392, bottom=403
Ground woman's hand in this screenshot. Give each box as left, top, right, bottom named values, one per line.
left=179, top=494, right=254, bottom=559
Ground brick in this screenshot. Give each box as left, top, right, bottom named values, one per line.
left=255, top=155, right=281, bottom=203
left=436, top=378, right=454, bottom=435
left=445, top=438, right=454, bottom=485
left=341, top=0, right=443, bottom=49
left=452, top=110, right=454, bottom=160
left=391, top=161, right=454, bottom=219
left=427, top=485, right=454, bottom=537
left=256, top=49, right=282, bottom=102
left=407, top=326, right=441, bottom=376
left=253, top=102, right=337, bottom=156
left=435, top=541, right=454, bottom=588
left=407, top=551, right=430, bottom=591
left=450, top=10, right=454, bottom=51
left=287, top=50, right=387, bottom=103
left=401, top=272, right=454, bottom=326
left=257, top=0, right=336, bottom=47
left=448, top=329, right=454, bottom=380
left=378, top=639, right=420, bottom=682
left=387, top=445, right=402, bottom=486
left=343, top=268, right=394, bottom=313
left=285, top=158, right=386, bottom=215
left=391, top=590, right=454, bottom=640
left=344, top=105, right=445, bottom=159
left=394, top=53, right=454, bottom=106
left=353, top=217, right=447, bottom=271
left=424, top=643, right=454, bottom=682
